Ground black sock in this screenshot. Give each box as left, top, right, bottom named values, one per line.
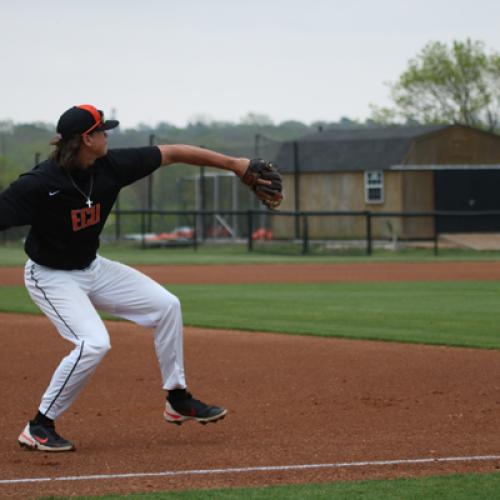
left=32, top=411, right=54, bottom=427
left=168, top=388, right=188, bottom=401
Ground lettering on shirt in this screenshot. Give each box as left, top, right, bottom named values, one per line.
left=71, top=203, right=101, bottom=232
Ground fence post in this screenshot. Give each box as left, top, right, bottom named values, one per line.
left=115, top=211, right=121, bottom=241
left=302, top=215, right=309, bottom=255
left=293, top=141, right=300, bottom=239
left=115, top=198, right=121, bottom=241
left=147, top=134, right=155, bottom=232
left=192, top=213, right=198, bottom=251
left=433, top=213, right=439, bottom=256
left=200, top=166, right=206, bottom=241
left=141, top=211, right=146, bottom=249
left=365, top=211, right=372, bottom=256
left=247, top=210, right=254, bottom=251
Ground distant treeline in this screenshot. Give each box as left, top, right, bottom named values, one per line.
left=1, top=115, right=407, bottom=214
left=0, top=115, right=386, bottom=187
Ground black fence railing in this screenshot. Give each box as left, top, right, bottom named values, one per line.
left=103, top=209, right=500, bottom=256
left=3, top=209, right=500, bottom=255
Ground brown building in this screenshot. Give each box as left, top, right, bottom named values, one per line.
left=274, top=125, right=500, bottom=239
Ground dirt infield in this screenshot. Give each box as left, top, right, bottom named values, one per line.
left=0, top=313, right=499, bottom=498
left=1, top=261, right=500, bottom=498
left=3, top=260, right=500, bottom=286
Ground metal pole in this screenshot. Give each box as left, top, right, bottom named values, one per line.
left=194, top=174, right=201, bottom=240
left=141, top=211, right=146, bottom=249
left=175, top=178, right=181, bottom=228
left=250, top=134, right=260, bottom=216
left=147, top=134, right=155, bottom=232
left=248, top=210, right=254, bottom=251
left=434, top=214, right=439, bottom=256
left=214, top=175, right=218, bottom=237
left=200, top=166, right=206, bottom=240
left=192, top=214, right=198, bottom=251
left=232, top=176, right=239, bottom=237
left=115, top=199, right=121, bottom=241
left=293, top=141, right=300, bottom=239
left=254, top=134, right=265, bottom=229
left=34, top=152, right=41, bottom=166
left=254, top=133, right=261, bottom=157
left=366, top=211, right=372, bottom=256
left=302, top=215, right=309, bottom=255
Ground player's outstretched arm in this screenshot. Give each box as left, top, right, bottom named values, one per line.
left=157, top=144, right=249, bottom=177
left=157, top=144, right=283, bottom=209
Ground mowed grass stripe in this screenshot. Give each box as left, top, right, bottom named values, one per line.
left=1, top=281, right=499, bottom=349
left=175, top=282, right=500, bottom=348
left=2, top=242, right=500, bottom=266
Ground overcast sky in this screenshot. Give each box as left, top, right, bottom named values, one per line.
left=2, top=0, right=500, bottom=128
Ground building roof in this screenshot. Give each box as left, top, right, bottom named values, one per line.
left=275, top=125, right=450, bottom=172
left=300, top=124, right=448, bottom=141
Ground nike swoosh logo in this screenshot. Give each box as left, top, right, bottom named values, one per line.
left=34, top=436, right=49, bottom=444
left=49, top=190, right=60, bottom=196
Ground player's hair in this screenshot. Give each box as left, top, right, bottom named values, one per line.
left=50, top=136, right=83, bottom=170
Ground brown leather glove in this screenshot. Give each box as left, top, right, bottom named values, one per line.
left=241, top=159, right=283, bottom=209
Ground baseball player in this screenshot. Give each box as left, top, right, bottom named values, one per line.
left=0, top=104, right=282, bottom=452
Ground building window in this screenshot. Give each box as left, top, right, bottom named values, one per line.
left=365, top=171, right=384, bottom=203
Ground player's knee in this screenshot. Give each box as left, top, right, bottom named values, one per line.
left=168, top=294, right=181, bottom=311
left=84, top=340, right=111, bottom=359
left=154, top=294, right=181, bottom=324
left=164, top=294, right=181, bottom=317
left=139, top=292, right=182, bottom=328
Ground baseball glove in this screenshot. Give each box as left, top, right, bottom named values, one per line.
left=241, top=159, right=283, bottom=209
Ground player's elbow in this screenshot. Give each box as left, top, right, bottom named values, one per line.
left=158, top=144, right=180, bottom=166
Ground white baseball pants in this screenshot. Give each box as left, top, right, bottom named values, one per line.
left=24, top=255, right=186, bottom=420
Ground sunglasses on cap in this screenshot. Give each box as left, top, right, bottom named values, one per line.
left=54, top=104, right=119, bottom=142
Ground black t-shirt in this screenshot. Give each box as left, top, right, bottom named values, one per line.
left=0, top=147, right=162, bottom=269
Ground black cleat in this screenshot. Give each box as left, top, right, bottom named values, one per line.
left=164, top=390, right=227, bottom=425
left=18, top=421, right=75, bottom=452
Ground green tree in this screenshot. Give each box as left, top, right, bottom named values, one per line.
left=240, top=112, right=274, bottom=126
left=372, top=39, right=500, bottom=131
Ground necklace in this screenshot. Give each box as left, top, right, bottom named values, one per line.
left=68, top=172, right=94, bottom=208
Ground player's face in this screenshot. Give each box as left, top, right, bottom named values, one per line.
left=86, top=131, right=108, bottom=158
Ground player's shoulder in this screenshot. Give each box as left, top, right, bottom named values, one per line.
left=19, top=159, right=55, bottom=182
left=3, top=160, right=55, bottom=197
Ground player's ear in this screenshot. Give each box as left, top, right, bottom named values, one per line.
left=81, top=134, right=92, bottom=147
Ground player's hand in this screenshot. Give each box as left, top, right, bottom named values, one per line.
left=241, top=159, right=283, bottom=210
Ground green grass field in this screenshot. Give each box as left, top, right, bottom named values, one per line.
left=2, top=281, right=499, bottom=349
left=40, top=472, right=500, bottom=499
left=1, top=241, right=500, bottom=266
left=3, top=244, right=500, bottom=498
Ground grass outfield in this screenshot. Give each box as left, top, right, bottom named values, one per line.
left=1, top=241, right=500, bottom=266
left=2, top=281, right=500, bottom=349
left=40, top=472, right=500, bottom=499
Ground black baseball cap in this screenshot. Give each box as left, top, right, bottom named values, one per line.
left=52, top=104, right=119, bottom=143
